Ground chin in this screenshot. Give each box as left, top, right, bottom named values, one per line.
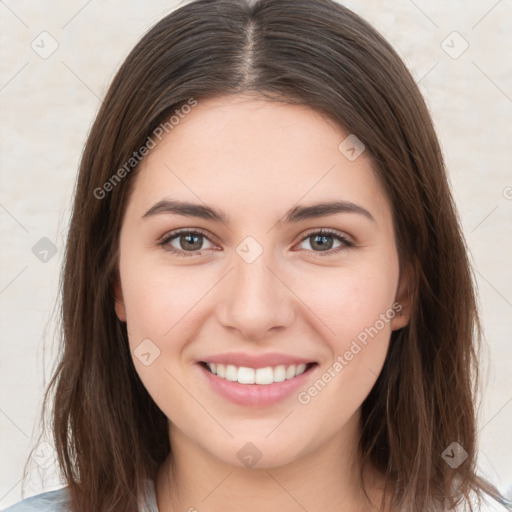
left=202, top=432, right=314, bottom=470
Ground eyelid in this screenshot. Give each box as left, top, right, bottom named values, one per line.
left=298, top=227, right=353, bottom=245
left=158, top=227, right=213, bottom=245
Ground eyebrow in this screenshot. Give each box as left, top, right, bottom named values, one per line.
left=141, top=198, right=375, bottom=224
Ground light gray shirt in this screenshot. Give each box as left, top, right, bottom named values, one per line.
left=4, top=480, right=510, bottom=511
left=3, top=479, right=159, bottom=512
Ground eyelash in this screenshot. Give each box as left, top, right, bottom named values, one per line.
left=157, top=228, right=354, bottom=258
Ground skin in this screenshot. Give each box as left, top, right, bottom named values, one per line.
left=114, top=94, right=411, bottom=512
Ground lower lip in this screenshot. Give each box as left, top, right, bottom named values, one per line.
left=197, top=363, right=318, bottom=407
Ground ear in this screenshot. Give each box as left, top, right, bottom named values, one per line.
left=391, top=261, right=414, bottom=331
left=113, top=276, right=127, bottom=322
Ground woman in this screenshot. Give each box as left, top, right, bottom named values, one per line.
left=6, top=0, right=510, bottom=510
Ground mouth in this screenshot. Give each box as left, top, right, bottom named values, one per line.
left=199, top=361, right=318, bottom=385
left=198, top=360, right=319, bottom=406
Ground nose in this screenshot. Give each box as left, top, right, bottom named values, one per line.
left=216, top=250, right=296, bottom=342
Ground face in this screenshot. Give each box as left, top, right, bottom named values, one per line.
left=114, top=94, right=410, bottom=469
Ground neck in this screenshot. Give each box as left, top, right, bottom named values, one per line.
left=156, top=413, right=389, bottom=512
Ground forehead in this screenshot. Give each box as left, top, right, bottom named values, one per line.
left=126, top=94, right=392, bottom=225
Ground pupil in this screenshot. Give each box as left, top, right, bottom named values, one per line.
left=312, top=234, right=332, bottom=251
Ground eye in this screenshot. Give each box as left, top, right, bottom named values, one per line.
left=296, top=229, right=353, bottom=256
left=158, top=229, right=217, bottom=257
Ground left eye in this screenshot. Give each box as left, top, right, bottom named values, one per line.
left=297, top=230, right=352, bottom=254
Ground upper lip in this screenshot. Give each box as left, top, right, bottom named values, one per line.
left=199, top=352, right=316, bottom=368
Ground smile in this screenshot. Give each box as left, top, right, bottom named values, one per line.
left=201, top=362, right=314, bottom=385
left=198, top=360, right=319, bottom=407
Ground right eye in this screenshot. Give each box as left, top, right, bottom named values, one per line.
left=158, top=229, right=218, bottom=257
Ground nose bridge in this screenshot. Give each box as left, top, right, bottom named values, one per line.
left=216, top=242, right=294, bottom=339
left=234, top=252, right=277, bottom=303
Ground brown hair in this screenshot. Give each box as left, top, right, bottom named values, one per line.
left=27, top=0, right=508, bottom=510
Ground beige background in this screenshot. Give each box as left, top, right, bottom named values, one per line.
left=1, top=0, right=511, bottom=508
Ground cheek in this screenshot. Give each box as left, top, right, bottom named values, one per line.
left=119, top=251, right=213, bottom=343
left=293, top=258, right=399, bottom=347
left=118, top=253, right=222, bottom=415
left=291, top=258, right=398, bottom=401
left=291, top=268, right=396, bottom=439
left=118, top=255, right=206, bottom=418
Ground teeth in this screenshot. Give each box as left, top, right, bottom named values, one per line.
left=273, top=365, right=286, bottom=382
left=296, top=363, right=307, bottom=375
left=255, top=367, right=273, bottom=385
left=238, top=367, right=255, bottom=384
left=225, top=365, right=238, bottom=382
left=285, top=365, right=296, bottom=379
left=205, top=362, right=311, bottom=385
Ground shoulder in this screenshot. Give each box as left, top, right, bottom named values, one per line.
left=3, top=480, right=158, bottom=512
left=3, top=487, right=70, bottom=512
